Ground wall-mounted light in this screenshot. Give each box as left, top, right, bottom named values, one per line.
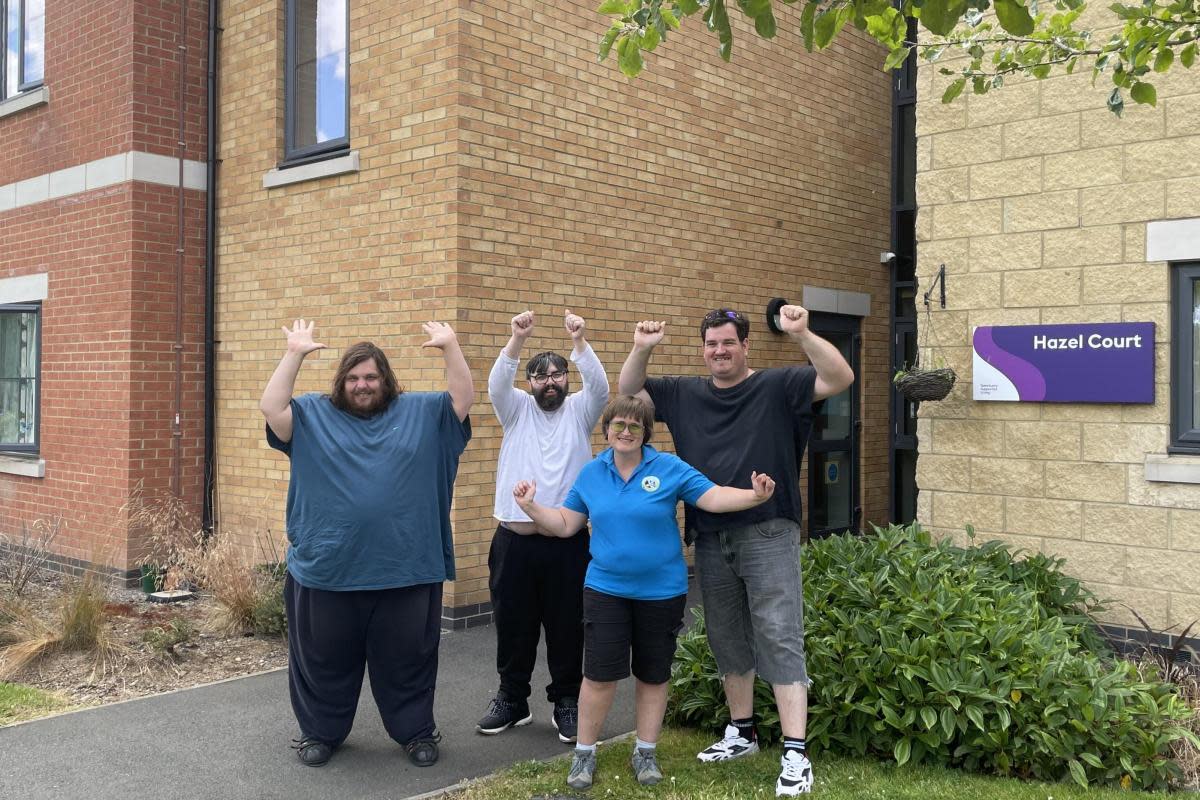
left=766, top=297, right=788, bottom=334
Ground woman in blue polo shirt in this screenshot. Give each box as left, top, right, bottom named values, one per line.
left=513, top=394, right=775, bottom=792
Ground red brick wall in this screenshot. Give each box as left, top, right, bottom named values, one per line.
left=0, top=0, right=207, bottom=184
left=0, top=0, right=209, bottom=571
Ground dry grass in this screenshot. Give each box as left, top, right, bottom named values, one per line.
left=0, top=517, right=63, bottom=597
left=126, top=487, right=286, bottom=636
left=0, top=567, right=121, bottom=680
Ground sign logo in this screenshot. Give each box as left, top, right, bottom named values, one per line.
left=972, top=322, right=1154, bottom=404
left=641, top=476, right=661, bottom=492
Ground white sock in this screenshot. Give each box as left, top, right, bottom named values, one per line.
left=575, top=743, right=597, bottom=754
left=635, top=738, right=656, bottom=751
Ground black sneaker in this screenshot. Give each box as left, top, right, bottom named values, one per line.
left=291, top=735, right=334, bottom=767
left=476, top=694, right=533, bottom=735
left=552, top=697, right=578, bottom=743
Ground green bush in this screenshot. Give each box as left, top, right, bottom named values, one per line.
left=250, top=571, right=286, bottom=637
left=142, top=617, right=196, bottom=657
left=667, top=523, right=1199, bottom=791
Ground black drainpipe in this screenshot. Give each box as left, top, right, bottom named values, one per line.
left=202, top=0, right=220, bottom=535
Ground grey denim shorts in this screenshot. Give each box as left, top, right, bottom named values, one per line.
left=693, top=517, right=809, bottom=686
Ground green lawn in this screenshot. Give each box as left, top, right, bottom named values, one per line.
left=450, top=727, right=1190, bottom=799
left=0, top=681, right=73, bottom=725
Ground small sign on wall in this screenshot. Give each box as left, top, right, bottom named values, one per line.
left=972, top=322, right=1155, bottom=403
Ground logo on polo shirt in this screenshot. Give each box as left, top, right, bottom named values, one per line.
left=641, top=476, right=661, bottom=492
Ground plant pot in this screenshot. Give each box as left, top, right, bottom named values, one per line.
left=894, top=367, right=957, bottom=402
left=140, top=564, right=162, bottom=594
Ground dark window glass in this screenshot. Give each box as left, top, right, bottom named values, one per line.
left=894, top=104, right=916, bottom=207
left=0, top=303, right=40, bottom=453
left=286, top=0, right=348, bottom=161
left=22, top=0, right=43, bottom=87
left=2, top=0, right=43, bottom=100
left=1171, top=263, right=1200, bottom=452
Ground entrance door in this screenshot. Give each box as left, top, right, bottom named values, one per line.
left=806, top=312, right=861, bottom=539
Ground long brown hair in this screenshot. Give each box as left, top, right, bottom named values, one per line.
left=330, top=342, right=402, bottom=411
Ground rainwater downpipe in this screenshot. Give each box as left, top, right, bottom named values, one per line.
left=202, top=0, right=220, bottom=534
left=172, top=1, right=191, bottom=499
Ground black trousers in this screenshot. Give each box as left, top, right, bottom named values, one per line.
left=488, top=524, right=589, bottom=704
left=284, top=573, right=441, bottom=747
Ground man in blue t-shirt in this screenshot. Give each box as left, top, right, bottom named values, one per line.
left=618, top=305, right=854, bottom=797
left=261, top=317, right=472, bottom=770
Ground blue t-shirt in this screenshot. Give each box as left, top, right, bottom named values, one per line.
left=563, top=445, right=714, bottom=600
left=266, top=391, right=471, bottom=591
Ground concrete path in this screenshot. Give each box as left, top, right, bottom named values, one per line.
left=0, top=622, right=640, bottom=800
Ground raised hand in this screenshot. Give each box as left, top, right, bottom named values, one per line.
left=633, top=320, right=666, bottom=350
left=512, top=310, right=535, bottom=340
left=513, top=479, right=537, bottom=509
left=564, top=309, right=585, bottom=341
left=779, top=305, right=810, bottom=338
left=750, top=471, right=776, bottom=501
left=283, top=319, right=327, bottom=357
left=421, top=321, right=458, bottom=350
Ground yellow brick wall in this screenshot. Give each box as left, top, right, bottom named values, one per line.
left=216, top=0, right=893, bottom=613
left=915, top=7, right=1200, bottom=629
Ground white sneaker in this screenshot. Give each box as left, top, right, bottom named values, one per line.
left=776, top=749, right=814, bottom=796
left=696, top=724, right=760, bottom=762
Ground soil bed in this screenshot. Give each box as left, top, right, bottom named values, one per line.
left=2, top=573, right=287, bottom=711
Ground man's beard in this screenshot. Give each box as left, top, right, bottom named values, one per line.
left=345, top=389, right=388, bottom=417
left=534, top=383, right=567, bottom=412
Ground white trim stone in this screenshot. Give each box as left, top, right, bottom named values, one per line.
left=0, top=151, right=208, bottom=215
left=263, top=151, right=361, bottom=189
left=1147, top=218, right=1200, bottom=262
left=0, top=85, right=49, bottom=119
left=0, top=273, right=49, bottom=303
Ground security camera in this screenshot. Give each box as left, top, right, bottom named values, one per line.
left=880, top=251, right=896, bottom=264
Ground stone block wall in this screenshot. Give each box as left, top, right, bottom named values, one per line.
left=914, top=8, right=1200, bottom=629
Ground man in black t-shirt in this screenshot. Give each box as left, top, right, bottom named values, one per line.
left=618, top=306, right=853, bottom=797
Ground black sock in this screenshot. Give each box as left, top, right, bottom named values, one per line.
left=783, top=736, right=806, bottom=755
left=732, top=717, right=756, bottom=742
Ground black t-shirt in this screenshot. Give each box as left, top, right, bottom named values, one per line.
left=645, top=367, right=816, bottom=538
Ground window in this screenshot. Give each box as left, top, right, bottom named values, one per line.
left=0, top=303, right=40, bottom=453
left=285, top=0, right=348, bottom=164
left=2, top=0, right=44, bottom=100
left=1171, top=262, right=1200, bottom=453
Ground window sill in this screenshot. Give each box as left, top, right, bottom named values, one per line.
left=263, top=150, right=359, bottom=189
left=0, top=453, right=45, bottom=478
left=0, top=86, right=50, bottom=120
left=1145, top=453, right=1200, bottom=485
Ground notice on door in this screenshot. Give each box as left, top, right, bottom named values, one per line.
left=972, top=322, right=1154, bottom=403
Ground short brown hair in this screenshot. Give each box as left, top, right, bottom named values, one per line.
left=330, top=342, right=402, bottom=411
left=700, top=308, right=749, bottom=342
left=601, top=395, right=654, bottom=444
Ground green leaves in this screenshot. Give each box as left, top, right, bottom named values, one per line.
left=668, top=523, right=1194, bottom=790
left=920, top=0, right=969, bottom=36
left=993, top=0, right=1036, bottom=36
left=1130, top=80, right=1157, bottom=106
left=616, top=34, right=645, bottom=76
left=942, top=77, right=966, bottom=104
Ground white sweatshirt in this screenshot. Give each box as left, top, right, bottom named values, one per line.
left=488, top=343, right=609, bottom=524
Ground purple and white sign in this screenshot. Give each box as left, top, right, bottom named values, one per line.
left=972, top=322, right=1155, bottom=403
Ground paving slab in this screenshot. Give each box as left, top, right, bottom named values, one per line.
left=0, top=622, right=638, bottom=800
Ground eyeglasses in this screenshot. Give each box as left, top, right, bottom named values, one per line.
left=530, top=371, right=568, bottom=385
left=609, top=421, right=644, bottom=435
left=703, top=309, right=745, bottom=324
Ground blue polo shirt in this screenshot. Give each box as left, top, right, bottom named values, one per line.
left=563, top=445, right=714, bottom=600
left=266, top=391, right=471, bottom=591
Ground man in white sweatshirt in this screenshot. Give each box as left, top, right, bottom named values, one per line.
left=478, top=309, right=609, bottom=744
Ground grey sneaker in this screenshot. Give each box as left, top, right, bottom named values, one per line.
left=567, top=748, right=597, bottom=790
left=631, top=746, right=663, bottom=786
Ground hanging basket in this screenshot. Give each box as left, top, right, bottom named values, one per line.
left=894, top=366, right=957, bottom=402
